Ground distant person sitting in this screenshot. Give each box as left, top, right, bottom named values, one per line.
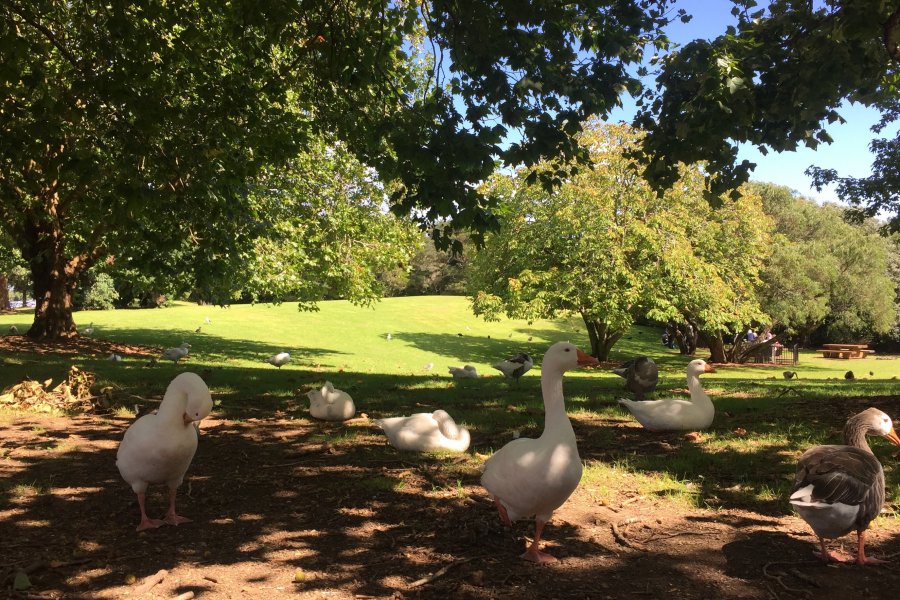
left=745, top=329, right=756, bottom=342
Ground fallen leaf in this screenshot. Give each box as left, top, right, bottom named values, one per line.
left=733, top=428, right=747, bottom=437
left=294, top=569, right=306, bottom=583
left=49, top=560, right=63, bottom=568
left=684, top=432, right=702, bottom=442
left=125, top=574, right=136, bottom=585
left=13, top=573, right=31, bottom=590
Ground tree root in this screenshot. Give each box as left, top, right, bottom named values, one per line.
left=406, top=556, right=485, bottom=589
left=611, top=520, right=647, bottom=552
left=763, top=562, right=816, bottom=598
left=134, top=569, right=168, bottom=596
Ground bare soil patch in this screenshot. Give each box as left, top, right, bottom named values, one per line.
left=0, top=336, right=160, bottom=358
left=3, top=411, right=900, bottom=600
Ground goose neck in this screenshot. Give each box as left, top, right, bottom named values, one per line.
left=843, top=419, right=873, bottom=453
left=541, top=368, right=573, bottom=436
left=158, top=386, right=189, bottom=424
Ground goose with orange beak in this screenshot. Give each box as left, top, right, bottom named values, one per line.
left=481, top=342, right=598, bottom=563
left=790, top=408, right=900, bottom=565
left=618, top=359, right=716, bottom=431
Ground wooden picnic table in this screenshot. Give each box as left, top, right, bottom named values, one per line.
left=817, top=343, right=875, bottom=359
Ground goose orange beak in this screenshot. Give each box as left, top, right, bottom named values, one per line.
left=704, top=363, right=717, bottom=374
left=183, top=412, right=194, bottom=426
left=886, top=427, right=900, bottom=445
left=576, top=349, right=599, bottom=367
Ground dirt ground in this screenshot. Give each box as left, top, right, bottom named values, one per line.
left=4, top=407, right=900, bottom=600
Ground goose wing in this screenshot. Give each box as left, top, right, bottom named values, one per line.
left=791, top=445, right=884, bottom=509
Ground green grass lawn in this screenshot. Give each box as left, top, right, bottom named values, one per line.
left=3, top=296, right=900, bottom=516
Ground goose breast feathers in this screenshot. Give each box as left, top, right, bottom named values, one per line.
left=116, top=372, right=213, bottom=494
left=618, top=359, right=715, bottom=431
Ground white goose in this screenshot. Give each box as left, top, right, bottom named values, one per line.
left=162, top=342, right=191, bottom=365
left=82, top=322, right=94, bottom=336
left=618, top=359, right=716, bottom=431
left=307, top=381, right=356, bottom=421
left=448, top=365, right=479, bottom=379
left=790, top=408, right=900, bottom=564
left=116, top=372, right=213, bottom=531
left=481, top=342, right=598, bottom=563
left=266, top=352, right=291, bottom=368
left=108, top=353, right=122, bottom=362
left=375, top=410, right=470, bottom=452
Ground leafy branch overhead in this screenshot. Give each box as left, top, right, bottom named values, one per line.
left=634, top=0, right=900, bottom=211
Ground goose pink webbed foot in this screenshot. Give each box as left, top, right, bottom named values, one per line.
left=521, top=520, right=557, bottom=563
left=162, top=487, right=192, bottom=526
left=813, top=538, right=849, bottom=563
left=854, top=531, right=885, bottom=565
left=135, top=493, right=165, bottom=531
left=493, top=497, right=511, bottom=526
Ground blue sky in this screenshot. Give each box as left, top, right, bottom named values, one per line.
left=605, top=0, right=891, bottom=204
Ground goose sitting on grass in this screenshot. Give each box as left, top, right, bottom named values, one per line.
left=162, top=343, right=191, bottom=365
left=618, top=359, right=716, bottom=431
left=375, top=410, right=470, bottom=452
left=307, top=381, right=356, bottom=421
left=448, top=365, right=479, bottom=379
left=82, top=322, right=94, bottom=336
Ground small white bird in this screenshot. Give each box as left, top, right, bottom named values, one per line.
left=448, top=365, right=479, bottom=379
left=82, top=322, right=94, bottom=336
left=466, top=326, right=471, bottom=330
left=266, top=352, right=291, bottom=368
left=205, top=316, right=211, bottom=324
left=386, top=334, right=392, bottom=340
left=424, top=363, right=434, bottom=370
left=108, top=353, right=122, bottom=362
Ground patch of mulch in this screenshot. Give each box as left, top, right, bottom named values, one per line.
left=0, top=335, right=160, bottom=357
left=3, top=411, right=900, bottom=600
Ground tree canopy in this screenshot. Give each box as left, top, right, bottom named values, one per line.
left=468, top=123, right=770, bottom=360
left=634, top=0, right=900, bottom=215
left=1, top=0, right=683, bottom=338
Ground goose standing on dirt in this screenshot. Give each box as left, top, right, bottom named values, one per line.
left=82, top=322, right=94, bottom=336
left=307, top=381, right=356, bottom=421
left=448, top=365, right=479, bottom=379
left=612, top=356, right=658, bottom=401
left=790, top=408, right=900, bottom=565
left=375, top=410, right=470, bottom=452
left=116, top=373, right=213, bottom=531
left=266, top=352, right=291, bottom=368
left=493, top=353, right=533, bottom=386
left=162, top=342, right=191, bottom=365
left=618, top=359, right=716, bottom=431
left=481, top=342, right=598, bottom=563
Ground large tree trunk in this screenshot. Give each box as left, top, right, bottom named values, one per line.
left=670, top=321, right=698, bottom=356
left=0, top=274, right=10, bottom=311
left=581, top=312, right=625, bottom=360
left=705, top=331, right=728, bottom=363
left=21, top=219, right=102, bottom=340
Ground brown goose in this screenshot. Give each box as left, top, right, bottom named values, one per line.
left=790, top=408, right=900, bottom=564
left=612, top=356, right=658, bottom=401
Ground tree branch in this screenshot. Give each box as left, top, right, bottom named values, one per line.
left=883, top=3, right=900, bottom=61
left=5, top=1, right=82, bottom=71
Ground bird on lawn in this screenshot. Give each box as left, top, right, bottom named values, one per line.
left=8, top=325, right=16, bottom=335
left=162, top=343, right=191, bottom=365
left=448, top=365, right=479, bottom=379
left=458, top=333, right=463, bottom=337
left=466, top=326, right=471, bottom=330
left=386, top=334, right=392, bottom=340
left=870, top=371, right=875, bottom=377
left=611, top=356, right=658, bottom=402
left=493, top=353, right=533, bottom=386
left=845, top=371, right=855, bottom=380
left=265, top=352, right=291, bottom=368
left=618, top=360, right=716, bottom=432
left=146, top=357, right=158, bottom=368
left=108, top=353, right=122, bottom=362
left=205, top=316, right=211, bottom=324
left=482, top=342, right=598, bottom=562
left=508, top=334, right=512, bottom=339
left=82, top=322, right=94, bottom=336
left=784, top=371, right=797, bottom=379
left=195, top=327, right=201, bottom=333
left=424, top=363, right=434, bottom=370
left=790, top=408, right=900, bottom=564
left=528, top=336, right=532, bottom=341
left=116, top=373, right=212, bottom=531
